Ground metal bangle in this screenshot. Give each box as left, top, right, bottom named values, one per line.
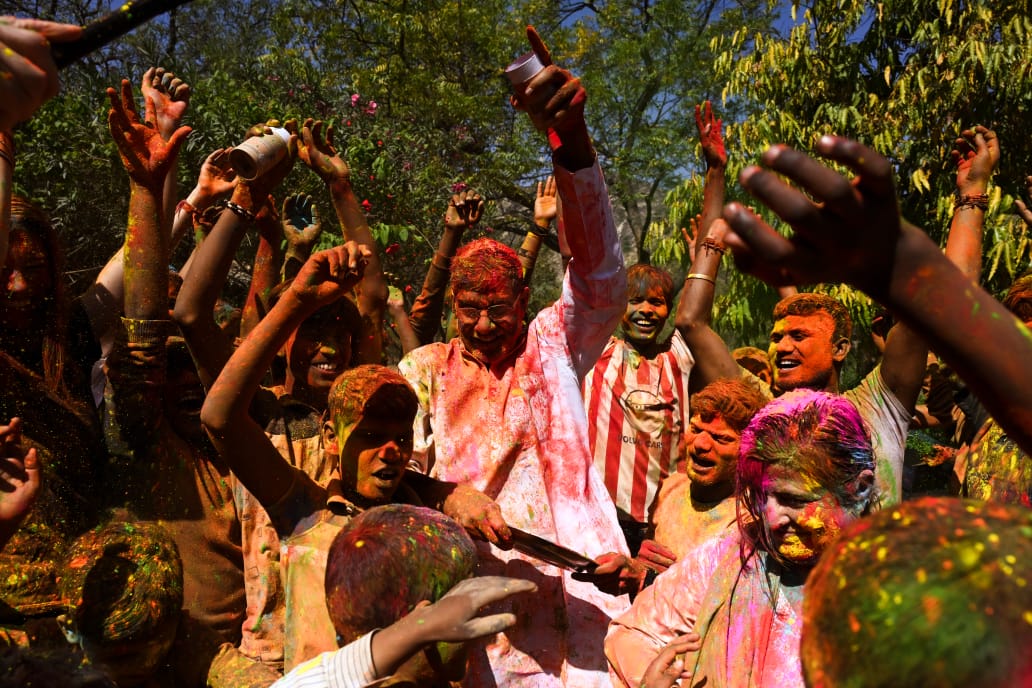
left=686, top=272, right=716, bottom=285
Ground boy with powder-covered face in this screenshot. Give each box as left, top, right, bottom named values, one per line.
left=201, top=245, right=428, bottom=670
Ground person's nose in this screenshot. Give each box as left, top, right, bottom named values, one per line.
left=474, top=311, right=496, bottom=336
left=764, top=495, right=792, bottom=529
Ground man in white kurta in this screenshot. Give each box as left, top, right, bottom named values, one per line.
left=399, top=47, right=630, bottom=685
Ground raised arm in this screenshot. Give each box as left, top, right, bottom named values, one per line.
left=387, top=287, right=420, bottom=355
left=674, top=103, right=740, bottom=390
left=201, top=244, right=368, bottom=508
left=298, top=118, right=386, bottom=364
left=722, top=136, right=1032, bottom=455
left=408, top=189, right=481, bottom=345
left=872, top=129, right=999, bottom=415
left=517, top=176, right=556, bottom=287
left=140, top=67, right=190, bottom=238
left=174, top=124, right=295, bottom=389
left=108, top=79, right=190, bottom=320
left=280, top=193, right=323, bottom=281
left=239, top=198, right=286, bottom=339
left=947, top=126, right=999, bottom=281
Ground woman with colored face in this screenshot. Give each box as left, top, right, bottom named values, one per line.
left=607, top=390, right=875, bottom=688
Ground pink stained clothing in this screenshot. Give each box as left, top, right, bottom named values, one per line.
left=399, top=160, right=630, bottom=687
left=236, top=388, right=334, bottom=671
left=606, top=532, right=806, bottom=688
left=584, top=330, right=693, bottom=524
left=649, top=471, right=737, bottom=561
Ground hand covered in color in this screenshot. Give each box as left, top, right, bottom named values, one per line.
left=140, top=66, right=190, bottom=140
left=695, top=100, right=727, bottom=168
left=289, top=242, right=370, bottom=307
left=442, top=483, right=512, bottom=549
left=282, top=193, right=323, bottom=256
left=107, top=79, right=191, bottom=190
left=298, top=118, right=350, bottom=184
left=406, top=576, right=537, bottom=643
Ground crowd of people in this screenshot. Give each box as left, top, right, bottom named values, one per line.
left=0, top=14, right=1030, bottom=688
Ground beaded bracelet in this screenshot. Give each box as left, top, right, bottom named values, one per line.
left=225, top=200, right=256, bottom=222
left=954, top=193, right=989, bottom=212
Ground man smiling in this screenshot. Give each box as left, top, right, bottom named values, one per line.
left=584, top=264, right=694, bottom=554
left=397, top=27, right=631, bottom=687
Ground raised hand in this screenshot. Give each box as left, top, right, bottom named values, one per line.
left=236, top=119, right=297, bottom=202
left=298, top=118, right=350, bottom=185
left=1015, top=175, right=1032, bottom=228
left=107, top=79, right=191, bottom=190
left=640, top=633, right=701, bottom=688
left=140, top=67, right=191, bottom=140
left=533, top=176, right=557, bottom=229
left=282, top=193, right=323, bottom=256
left=289, top=243, right=370, bottom=307
left=722, top=136, right=902, bottom=299
left=195, top=148, right=238, bottom=202
left=950, top=125, right=999, bottom=194
left=695, top=101, right=727, bottom=169
left=407, top=576, right=538, bottom=643
left=444, top=189, right=485, bottom=231
left=0, top=417, right=41, bottom=542
left=0, top=17, right=81, bottom=131
left=516, top=26, right=587, bottom=135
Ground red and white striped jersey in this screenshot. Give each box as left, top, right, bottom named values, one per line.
left=584, top=330, right=694, bottom=523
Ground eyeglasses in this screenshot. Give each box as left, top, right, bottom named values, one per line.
left=454, top=296, right=520, bottom=323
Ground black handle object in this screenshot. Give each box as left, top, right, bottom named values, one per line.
left=52, top=0, right=194, bottom=69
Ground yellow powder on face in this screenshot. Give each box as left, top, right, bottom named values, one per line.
left=779, top=533, right=816, bottom=561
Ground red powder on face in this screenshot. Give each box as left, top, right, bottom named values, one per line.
left=451, top=238, right=523, bottom=295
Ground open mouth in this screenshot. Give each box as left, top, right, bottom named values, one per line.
left=691, top=455, right=716, bottom=470
left=775, top=358, right=800, bottom=371
left=312, top=361, right=343, bottom=376
left=372, top=467, right=400, bottom=482
left=177, top=392, right=204, bottom=415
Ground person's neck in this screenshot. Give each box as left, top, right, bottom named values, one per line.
left=627, top=336, right=663, bottom=359
left=689, top=480, right=733, bottom=505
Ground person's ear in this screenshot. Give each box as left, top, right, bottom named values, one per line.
left=518, top=286, right=530, bottom=311
left=832, top=336, right=851, bottom=362
left=322, top=417, right=339, bottom=456
left=849, top=469, right=876, bottom=513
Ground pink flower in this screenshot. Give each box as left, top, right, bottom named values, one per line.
left=385, top=242, right=401, bottom=255
left=351, top=93, right=361, bottom=107
left=402, top=162, right=412, bottom=171
left=404, top=285, right=413, bottom=293
left=451, top=182, right=468, bottom=193
left=365, top=100, right=378, bottom=115
left=361, top=199, right=372, bottom=212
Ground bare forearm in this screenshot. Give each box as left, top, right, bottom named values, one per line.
left=388, top=305, right=420, bottom=355
left=699, top=164, right=727, bottom=233
left=242, top=232, right=283, bottom=338
left=124, top=183, right=167, bottom=320
left=886, top=225, right=1032, bottom=452
left=944, top=205, right=985, bottom=281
